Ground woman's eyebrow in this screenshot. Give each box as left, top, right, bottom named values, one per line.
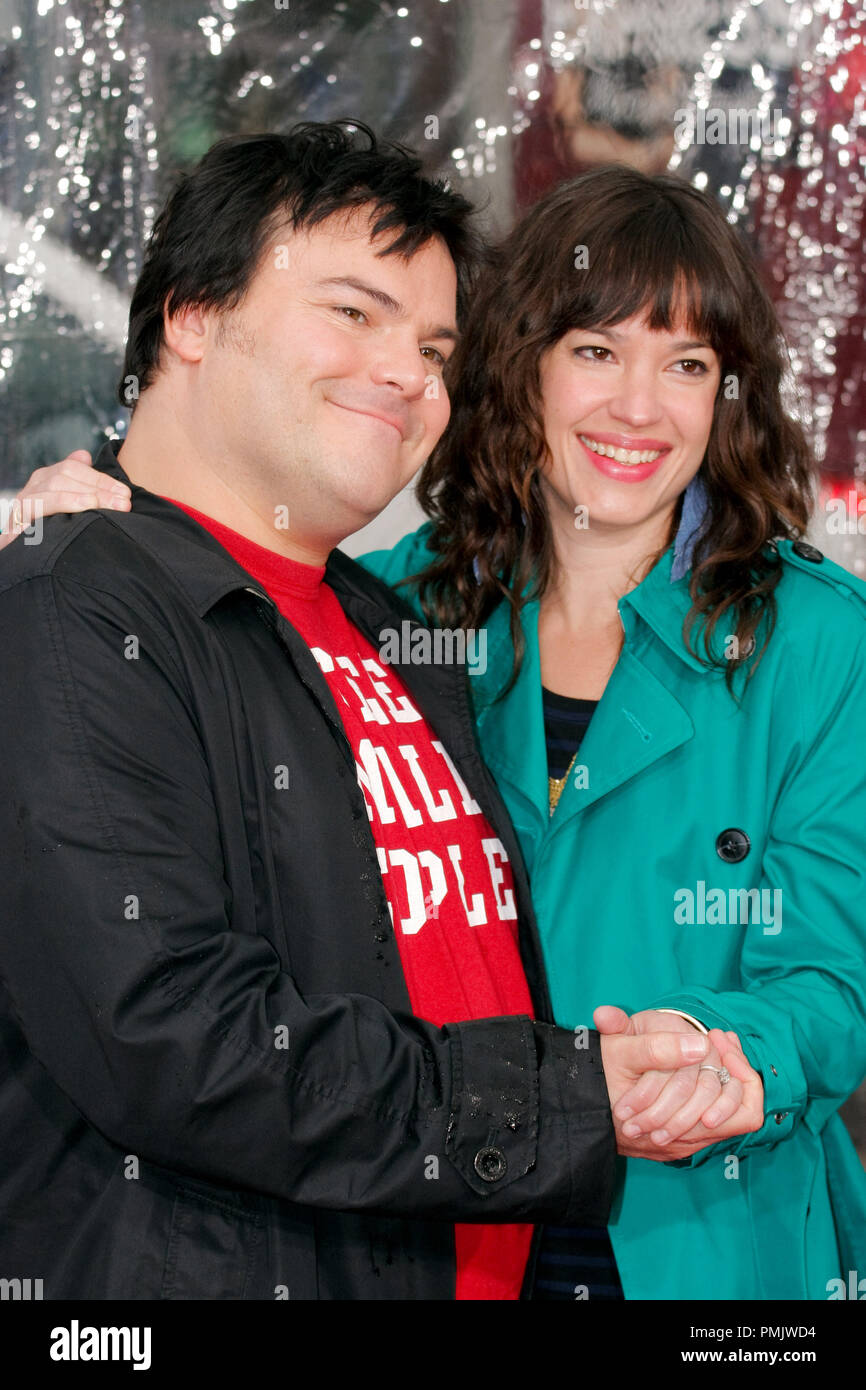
left=670, top=339, right=713, bottom=352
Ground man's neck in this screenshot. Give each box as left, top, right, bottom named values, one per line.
left=117, top=397, right=333, bottom=566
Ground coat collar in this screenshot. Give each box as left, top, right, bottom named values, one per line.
left=470, top=546, right=709, bottom=831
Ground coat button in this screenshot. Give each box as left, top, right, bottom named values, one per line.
left=774, top=1112, right=789, bottom=1124
left=474, top=1147, right=507, bottom=1182
left=791, top=540, right=823, bottom=563
left=716, top=827, right=750, bottom=863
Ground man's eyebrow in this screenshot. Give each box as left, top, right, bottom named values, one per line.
left=314, top=276, right=459, bottom=342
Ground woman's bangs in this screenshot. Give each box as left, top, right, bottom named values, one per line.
left=556, top=211, right=737, bottom=354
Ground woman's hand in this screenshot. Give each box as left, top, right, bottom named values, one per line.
left=0, top=450, right=131, bottom=551
left=594, top=1005, right=764, bottom=1154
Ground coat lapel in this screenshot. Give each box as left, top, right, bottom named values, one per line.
left=550, top=645, right=694, bottom=828
left=471, top=597, right=552, bottom=830
left=472, top=551, right=699, bottom=835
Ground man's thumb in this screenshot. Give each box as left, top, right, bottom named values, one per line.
left=593, top=1005, right=631, bottom=1034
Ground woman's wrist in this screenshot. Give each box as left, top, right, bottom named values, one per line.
left=653, top=1007, right=710, bottom=1035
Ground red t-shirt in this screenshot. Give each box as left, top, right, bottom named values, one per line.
left=165, top=500, right=536, bottom=1300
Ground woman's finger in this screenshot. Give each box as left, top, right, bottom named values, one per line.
left=698, top=1076, right=745, bottom=1130
left=22, top=490, right=117, bottom=519
left=658, top=1075, right=744, bottom=1142
left=18, top=457, right=128, bottom=500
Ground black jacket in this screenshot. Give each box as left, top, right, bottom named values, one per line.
left=0, top=439, right=614, bottom=1300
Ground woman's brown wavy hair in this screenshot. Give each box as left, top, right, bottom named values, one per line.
left=402, top=165, right=814, bottom=697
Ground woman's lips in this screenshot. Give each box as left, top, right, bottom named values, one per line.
left=576, top=432, right=671, bottom=483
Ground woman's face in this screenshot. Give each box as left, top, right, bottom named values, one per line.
left=538, top=310, right=722, bottom=540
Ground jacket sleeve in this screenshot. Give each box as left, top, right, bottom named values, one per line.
left=648, top=626, right=866, bottom=1166
left=0, top=568, right=615, bottom=1223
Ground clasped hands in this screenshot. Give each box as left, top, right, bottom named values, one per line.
left=596, top=1006, right=764, bottom=1161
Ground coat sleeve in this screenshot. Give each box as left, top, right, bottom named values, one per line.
left=0, top=567, right=615, bottom=1223
left=648, top=623, right=866, bottom=1166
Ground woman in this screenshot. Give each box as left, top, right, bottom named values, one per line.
left=8, top=165, right=866, bottom=1300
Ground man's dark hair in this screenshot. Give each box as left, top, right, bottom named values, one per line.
left=118, top=120, right=482, bottom=404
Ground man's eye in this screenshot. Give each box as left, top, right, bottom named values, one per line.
left=336, top=306, right=366, bottom=322
left=421, top=345, right=446, bottom=367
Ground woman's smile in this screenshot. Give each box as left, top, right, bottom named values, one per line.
left=576, top=430, right=673, bottom=483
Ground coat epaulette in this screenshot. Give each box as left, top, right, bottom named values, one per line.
left=775, top=537, right=866, bottom=617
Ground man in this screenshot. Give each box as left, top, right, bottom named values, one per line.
left=0, top=122, right=740, bottom=1301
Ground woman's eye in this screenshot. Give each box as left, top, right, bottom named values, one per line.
left=336, top=306, right=366, bottom=322
left=421, top=345, right=446, bottom=367
left=675, top=358, right=709, bottom=375
left=574, top=345, right=612, bottom=362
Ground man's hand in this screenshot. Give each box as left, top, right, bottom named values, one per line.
left=599, top=1026, right=712, bottom=1159
left=0, top=450, right=130, bottom=551
left=596, top=1006, right=764, bottom=1160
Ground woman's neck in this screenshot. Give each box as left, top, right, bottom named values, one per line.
left=536, top=501, right=674, bottom=700
left=541, top=507, right=672, bottom=635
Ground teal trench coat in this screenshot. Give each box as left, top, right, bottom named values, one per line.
left=360, top=527, right=866, bottom=1300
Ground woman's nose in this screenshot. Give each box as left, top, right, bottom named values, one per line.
left=607, top=370, right=664, bottom=427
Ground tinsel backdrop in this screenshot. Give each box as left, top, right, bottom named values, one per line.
left=1, top=0, right=865, bottom=583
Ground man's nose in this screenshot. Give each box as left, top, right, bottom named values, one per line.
left=368, top=329, right=429, bottom=397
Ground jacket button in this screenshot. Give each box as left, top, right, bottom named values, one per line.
left=774, top=1112, right=789, bottom=1124
left=791, top=540, right=823, bottom=563
left=474, top=1147, right=507, bottom=1182
left=716, top=828, right=750, bottom=863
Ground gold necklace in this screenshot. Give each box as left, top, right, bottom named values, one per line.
left=548, top=749, right=580, bottom=816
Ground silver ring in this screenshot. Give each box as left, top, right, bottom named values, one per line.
left=699, top=1064, right=731, bottom=1085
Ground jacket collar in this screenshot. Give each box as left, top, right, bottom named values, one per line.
left=91, top=440, right=424, bottom=635
left=92, top=439, right=488, bottom=764
left=91, top=439, right=286, bottom=615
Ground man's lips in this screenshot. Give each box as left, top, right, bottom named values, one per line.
left=329, top=400, right=408, bottom=440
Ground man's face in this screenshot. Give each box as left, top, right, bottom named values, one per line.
left=193, top=207, right=458, bottom=547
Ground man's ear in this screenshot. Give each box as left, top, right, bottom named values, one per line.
left=162, top=299, right=209, bottom=365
